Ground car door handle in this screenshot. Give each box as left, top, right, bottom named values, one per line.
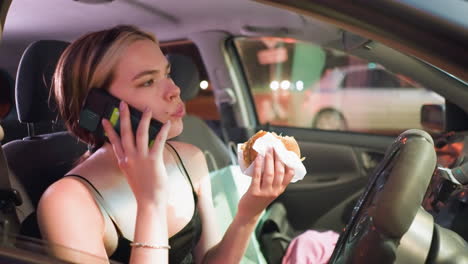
left=361, top=151, right=384, bottom=172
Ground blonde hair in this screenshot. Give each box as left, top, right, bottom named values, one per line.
left=53, top=25, right=157, bottom=147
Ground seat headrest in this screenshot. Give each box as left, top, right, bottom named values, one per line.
left=166, top=54, right=200, bottom=101
left=15, top=40, right=70, bottom=123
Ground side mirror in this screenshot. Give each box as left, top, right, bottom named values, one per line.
left=422, top=101, right=468, bottom=133
left=421, top=104, right=445, bottom=133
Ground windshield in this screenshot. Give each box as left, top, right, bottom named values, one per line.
left=234, top=36, right=444, bottom=135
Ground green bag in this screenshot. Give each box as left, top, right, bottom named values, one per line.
left=208, top=161, right=267, bottom=264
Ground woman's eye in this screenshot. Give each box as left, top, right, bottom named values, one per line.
left=142, top=79, right=154, bottom=87
left=165, top=72, right=171, bottom=79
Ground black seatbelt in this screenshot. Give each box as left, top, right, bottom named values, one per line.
left=0, top=126, right=22, bottom=242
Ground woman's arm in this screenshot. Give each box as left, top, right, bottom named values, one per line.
left=130, top=201, right=169, bottom=263
left=186, top=145, right=294, bottom=264
left=102, top=102, right=172, bottom=264
left=37, top=179, right=110, bottom=263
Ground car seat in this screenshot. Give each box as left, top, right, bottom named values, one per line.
left=1, top=40, right=71, bottom=145
left=2, top=40, right=88, bottom=238
left=14, top=40, right=69, bottom=136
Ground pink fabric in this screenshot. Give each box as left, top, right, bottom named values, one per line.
left=282, top=230, right=339, bottom=264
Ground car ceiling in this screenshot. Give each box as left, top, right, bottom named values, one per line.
left=5, top=0, right=309, bottom=40
left=0, top=0, right=340, bottom=77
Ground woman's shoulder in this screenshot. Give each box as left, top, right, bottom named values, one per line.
left=39, top=151, right=116, bottom=213
left=37, top=176, right=103, bottom=221
left=40, top=175, right=94, bottom=204
left=36, top=177, right=107, bottom=252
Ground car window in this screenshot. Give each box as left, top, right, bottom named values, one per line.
left=233, top=37, right=445, bottom=136
left=160, top=40, right=220, bottom=122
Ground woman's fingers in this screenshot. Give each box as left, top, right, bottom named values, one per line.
left=251, top=154, right=263, bottom=193
left=283, top=166, right=295, bottom=187
left=102, top=119, right=125, bottom=161
left=119, top=101, right=136, bottom=155
left=258, top=148, right=294, bottom=192
left=261, top=148, right=275, bottom=190
left=273, top=149, right=285, bottom=189
left=149, top=120, right=171, bottom=157
left=135, top=107, right=152, bottom=154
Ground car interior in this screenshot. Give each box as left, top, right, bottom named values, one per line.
left=0, top=0, right=468, bottom=263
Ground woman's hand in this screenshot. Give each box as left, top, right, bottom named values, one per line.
left=237, top=148, right=295, bottom=220
left=102, top=101, right=171, bottom=206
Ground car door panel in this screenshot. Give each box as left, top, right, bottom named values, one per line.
left=279, top=175, right=367, bottom=231
left=266, top=126, right=395, bottom=230
left=297, top=141, right=362, bottom=183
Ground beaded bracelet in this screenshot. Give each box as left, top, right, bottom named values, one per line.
left=130, top=242, right=171, bottom=250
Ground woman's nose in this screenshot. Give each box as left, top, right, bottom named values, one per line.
left=166, top=80, right=181, bottom=101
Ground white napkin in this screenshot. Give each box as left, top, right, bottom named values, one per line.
left=237, top=133, right=306, bottom=183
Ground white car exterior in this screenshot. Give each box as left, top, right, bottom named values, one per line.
left=300, top=64, right=445, bottom=133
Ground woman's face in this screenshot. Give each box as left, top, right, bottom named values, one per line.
left=108, top=39, right=184, bottom=139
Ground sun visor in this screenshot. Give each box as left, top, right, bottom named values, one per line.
left=238, top=6, right=305, bottom=38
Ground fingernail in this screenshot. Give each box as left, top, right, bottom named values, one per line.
left=144, top=106, right=150, bottom=113
left=120, top=101, right=125, bottom=110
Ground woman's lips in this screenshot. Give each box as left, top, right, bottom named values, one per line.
left=171, top=104, right=185, bottom=118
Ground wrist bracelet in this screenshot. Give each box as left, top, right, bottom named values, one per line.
left=130, top=242, right=171, bottom=250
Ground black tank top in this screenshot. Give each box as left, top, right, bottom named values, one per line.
left=66, top=143, right=202, bottom=264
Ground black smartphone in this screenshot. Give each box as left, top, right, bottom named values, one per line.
left=78, top=88, right=164, bottom=147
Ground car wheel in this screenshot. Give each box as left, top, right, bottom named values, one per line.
left=312, top=109, right=347, bottom=130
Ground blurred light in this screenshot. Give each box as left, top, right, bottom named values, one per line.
left=368, top=62, right=377, bottom=69
left=200, top=80, right=209, bottom=90
left=270, top=81, right=279, bottom=91
left=296, top=81, right=304, bottom=91
left=280, top=80, right=291, bottom=90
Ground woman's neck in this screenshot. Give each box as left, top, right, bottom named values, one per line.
left=70, top=142, right=120, bottom=176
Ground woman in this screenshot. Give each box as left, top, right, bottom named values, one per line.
left=37, top=25, right=295, bottom=264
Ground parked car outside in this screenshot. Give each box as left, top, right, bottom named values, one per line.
left=304, top=64, right=445, bottom=133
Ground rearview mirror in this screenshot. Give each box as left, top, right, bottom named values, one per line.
left=257, top=47, right=288, bottom=65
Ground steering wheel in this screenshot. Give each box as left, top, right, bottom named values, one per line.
left=329, top=129, right=436, bottom=264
